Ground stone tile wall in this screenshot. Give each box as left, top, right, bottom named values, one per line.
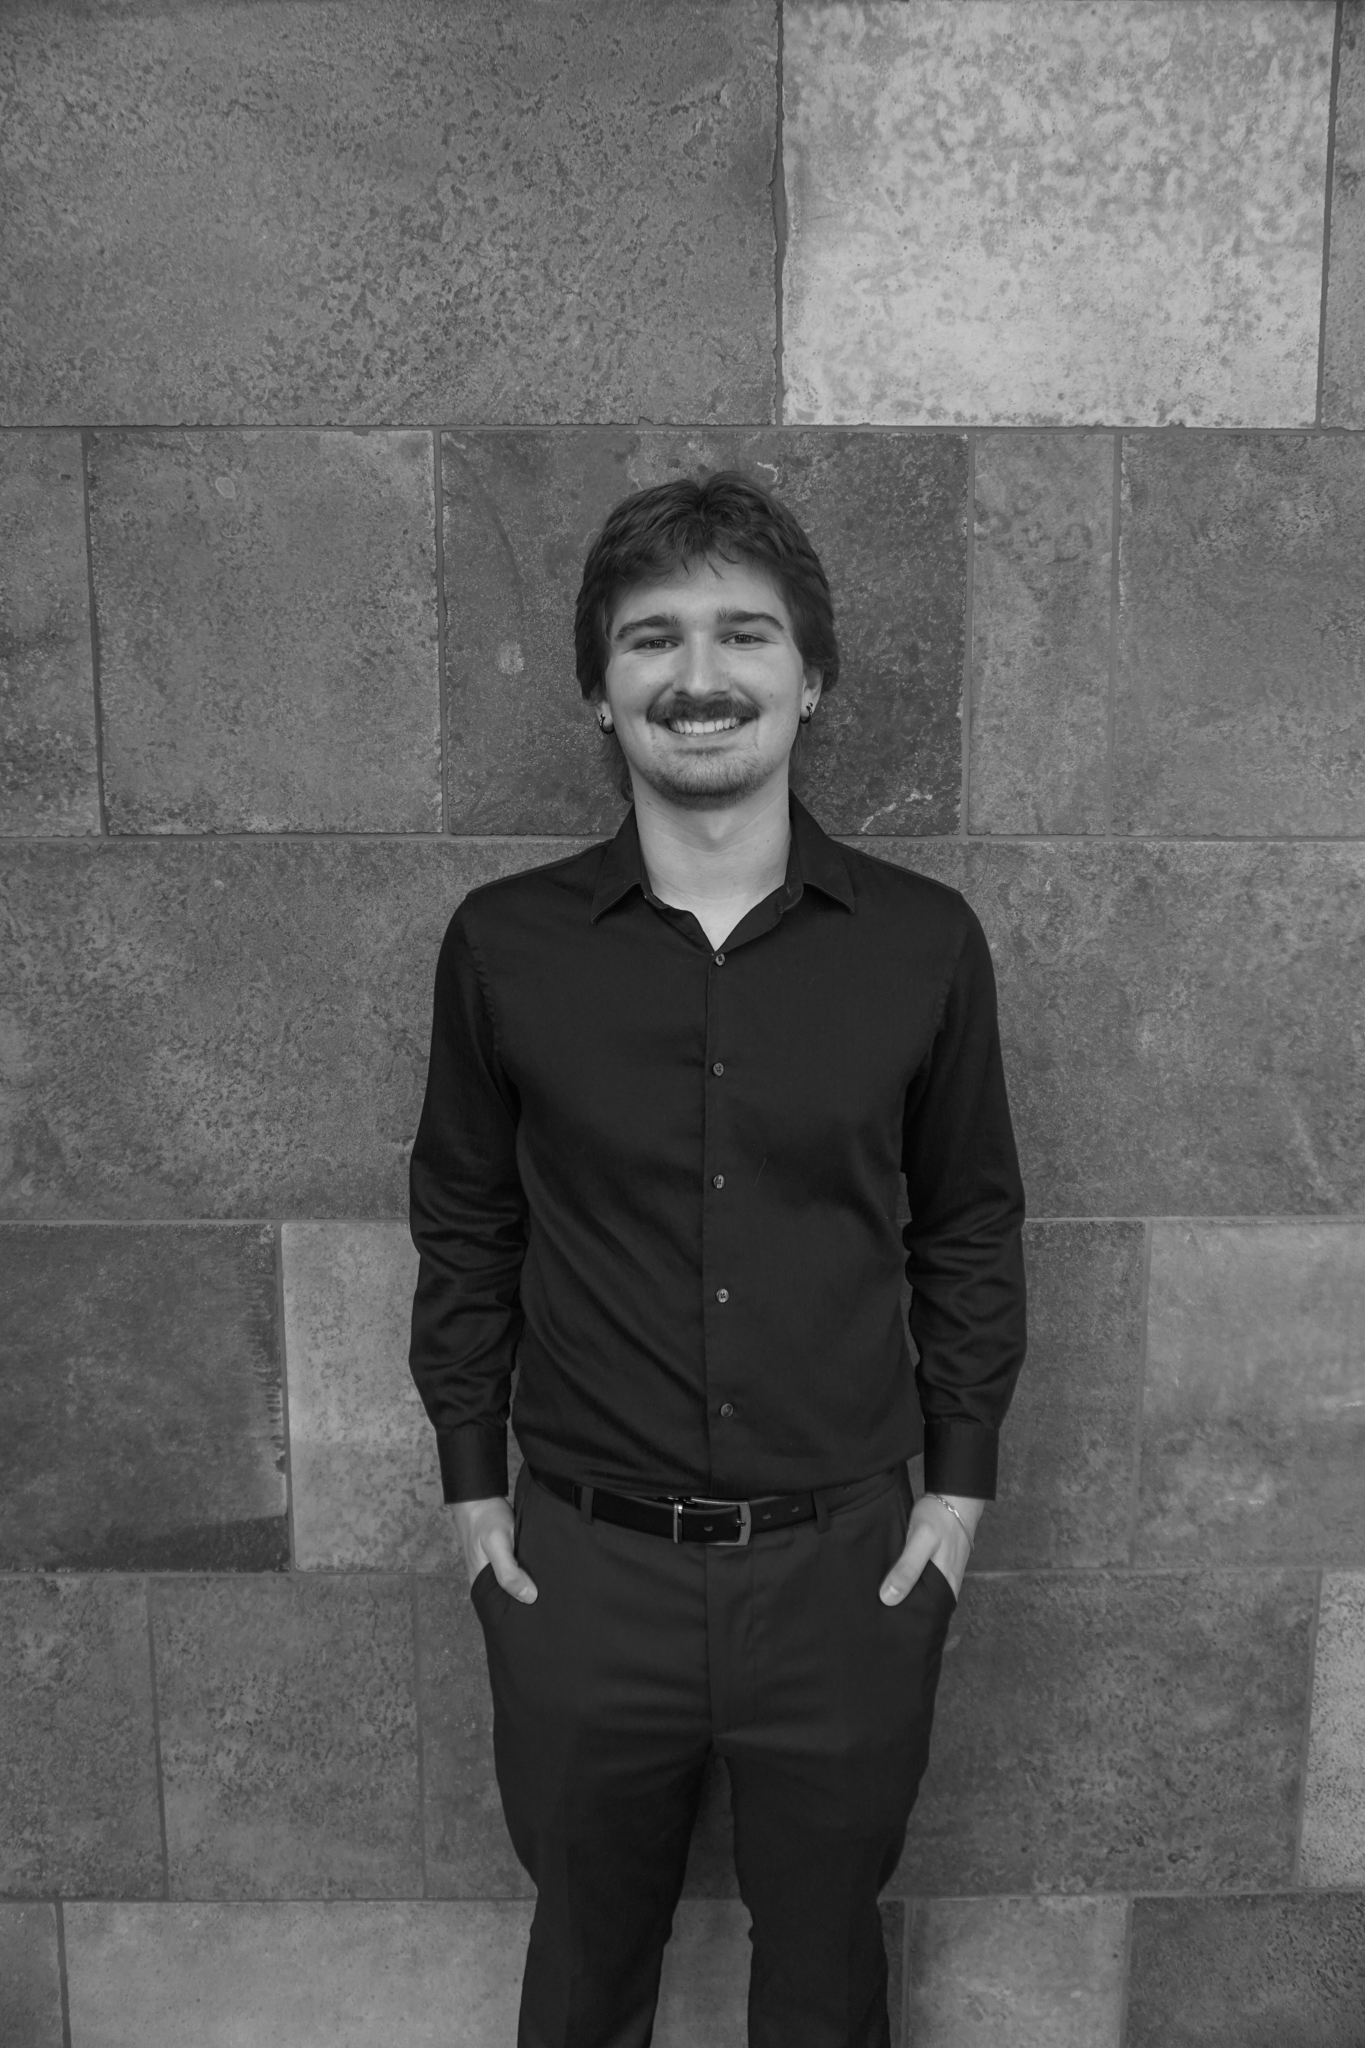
left=1, top=3, right=1362, bottom=2043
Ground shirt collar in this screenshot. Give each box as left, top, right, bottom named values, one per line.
left=589, top=792, right=855, bottom=923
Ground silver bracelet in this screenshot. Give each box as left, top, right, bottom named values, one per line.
left=927, top=1491, right=974, bottom=1552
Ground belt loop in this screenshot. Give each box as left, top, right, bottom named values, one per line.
left=812, top=1487, right=831, bottom=1534
left=577, top=1484, right=595, bottom=1525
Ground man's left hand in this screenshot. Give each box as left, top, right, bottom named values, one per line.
left=879, top=1491, right=985, bottom=1604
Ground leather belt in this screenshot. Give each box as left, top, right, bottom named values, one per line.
left=530, top=1466, right=873, bottom=1546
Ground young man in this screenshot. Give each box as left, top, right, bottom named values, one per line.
left=409, top=473, right=1027, bottom=2048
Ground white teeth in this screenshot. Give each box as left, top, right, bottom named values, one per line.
left=667, top=716, right=743, bottom=735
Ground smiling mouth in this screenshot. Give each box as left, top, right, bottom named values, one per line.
left=664, top=713, right=747, bottom=737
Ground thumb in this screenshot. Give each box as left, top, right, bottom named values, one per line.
left=484, top=1522, right=538, bottom=1604
left=880, top=1522, right=933, bottom=1605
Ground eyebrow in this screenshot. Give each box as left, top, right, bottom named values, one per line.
left=612, top=607, right=788, bottom=641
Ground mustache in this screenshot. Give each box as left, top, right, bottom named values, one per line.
left=647, top=693, right=756, bottom=724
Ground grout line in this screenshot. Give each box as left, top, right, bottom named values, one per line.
left=1115, top=1895, right=1135, bottom=2048
left=79, top=432, right=111, bottom=837
left=7, top=1212, right=1365, bottom=1230
left=1125, top=1219, right=1155, bottom=1566
left=1289, top=1567, right=1325, bottom=1887
left=1316, top=3, right=1346, bottom=428
left=410, top=1574, right=430, bottom=1899
left=1104, top=432, right=1121, bottom=836
left=433, top=430, right=450, bottom=836
left=960, top=433, right=976, bottom=837
left=12, top=419, right=1365, bottom=438
left=275, top=1222, right=297, bottom=1572
left=54, top=1896, right=73, bottom=2048
left=772, top=0, right=788, bottom=426
left=144, top=1579, right=172, bottom=1899
left=14, top=827, right=1365, bottom=850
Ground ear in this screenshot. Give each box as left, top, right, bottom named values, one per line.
left=802, top=665, right=825, bottom=715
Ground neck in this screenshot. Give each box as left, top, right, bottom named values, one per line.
left=632, top=771, right=793, bottom=910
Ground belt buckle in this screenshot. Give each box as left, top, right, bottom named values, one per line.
left=678, top=1496, right=752, bottom=1547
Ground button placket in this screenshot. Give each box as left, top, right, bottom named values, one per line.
left=701, top=939, right=735, bottom=1456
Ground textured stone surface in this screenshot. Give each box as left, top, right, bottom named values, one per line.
left=655, top=1901, right=750, bottom=2048
left=0, top=1223, right=285, bottom=1570
left=1324, top=1, right=1365, bottom=424
left=0, top=1904, right=63, bottom=2048
left=415, top=1574, right=527, bottom=1900
left=1300, top=1573, right=1365, bottom=1885
left=8, top=836, right=1362, bottom=1223
left=64, top=1901, right=533, bottom=2047
left=151, top=1576, right=420, bottom=1898
left=1115, top=435, right=1365, bottom=834
left=90, top=430, right=439, bottom=833
left=0, top=431, right=98, bottom=835
left=1136, top=1225, right=1365, bottom=1566
left=1126, top=1892, right=1365, bottom=2048
left=973, top=1222, right=1146, bottom=1570
left=784, top=2, right=1333, bottom=426
left=968, top=434, right=1113, bottom=834
left=891, top=1570, right=1314, bottom=1894
left=879, top=839, right=1365, bottom=1217
left=444, top=429, right=966, bottom=835
left=0, top=0, right=774, bottom=427
left=906, top=1896, right=1126, bottom=2048
left=0, top=837, right=578, bottom=1220
left=0, top=1577, right=161, bottom=1898
left=284, top=1222, right=461, bottom=1571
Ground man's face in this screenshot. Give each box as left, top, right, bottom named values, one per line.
left=601, top=555, right=821, bottom=810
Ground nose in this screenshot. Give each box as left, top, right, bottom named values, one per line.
left=672, top=633, right=724, bottom=700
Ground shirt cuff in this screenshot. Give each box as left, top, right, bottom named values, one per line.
left=922, top=1420, right=998, bottom=1500
left=436, top=1425, right=510, bottom=1504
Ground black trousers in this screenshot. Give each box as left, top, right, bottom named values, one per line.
left=471, top=1461, right=956, bottom=2048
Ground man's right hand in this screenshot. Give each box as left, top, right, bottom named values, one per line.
left=452, top=1495, right=539, bottom=1602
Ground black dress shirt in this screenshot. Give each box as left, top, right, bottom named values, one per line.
left=409, top=795, right=1026, bottom=1506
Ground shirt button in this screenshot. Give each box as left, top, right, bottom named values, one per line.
left=719, top=1401, right=735, bottom=1418
left=714, top=952, right=726, bottom=965
left=711, top=1061, right=724, bottom=1077
left=715, top=1287, right=729, bottom=1304
left=712, top=1173, right=725, bottom=1190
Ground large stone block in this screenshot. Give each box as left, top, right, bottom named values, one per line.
left=884, top=839, right=1365, bottom=1217
left=0, top=1223, right=285, bottom=1570
left=1126, top=1893, right=1365, bottom=2048
left=284, top=1222, right=460, bottom=1571
left=783, top=1, right=1333, bottom=427
left=0, top=1577, right=161, bottom=1898
left=974, top=1222, right=1146, bottom=1571
left=89, top=431, right=439, bottom=833
left=1300, top=1573, right=1365, bottom=1886
left=0, top=0, right=774, bottom=427
left=6, top=837, right=1363, bottom=1224
left=0, top=837, right=578, bottom=1219
left=1324, top=1, right=1365, bottom=424
left=415, top=1574, right=528, bottom=1900
left=905, top=1896, right=1127, bottom=2048
left=0, top=1903, right=63, bottom=2048
left=1114, top=435, right=1365, bottom=835
left=151, top=1576, right=421, bottom=1898
left=890, top=1569, right=1314, bottom=1894
left=968, top=434, right=1113, bottom=835
left=655, top=1901, right=750, bottom=2048
left=1135, top=1224, right=1365, bottom=1566
left=0, top=431, right=99, bottom=835
left=63, top=1901, right=534, bottom=2047
left=443, top=430, right=966, bottom=836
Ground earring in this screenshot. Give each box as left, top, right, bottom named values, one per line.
left=597, top=710, right=614, bottom=735
left=799, top=704, right=814, bottom=724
